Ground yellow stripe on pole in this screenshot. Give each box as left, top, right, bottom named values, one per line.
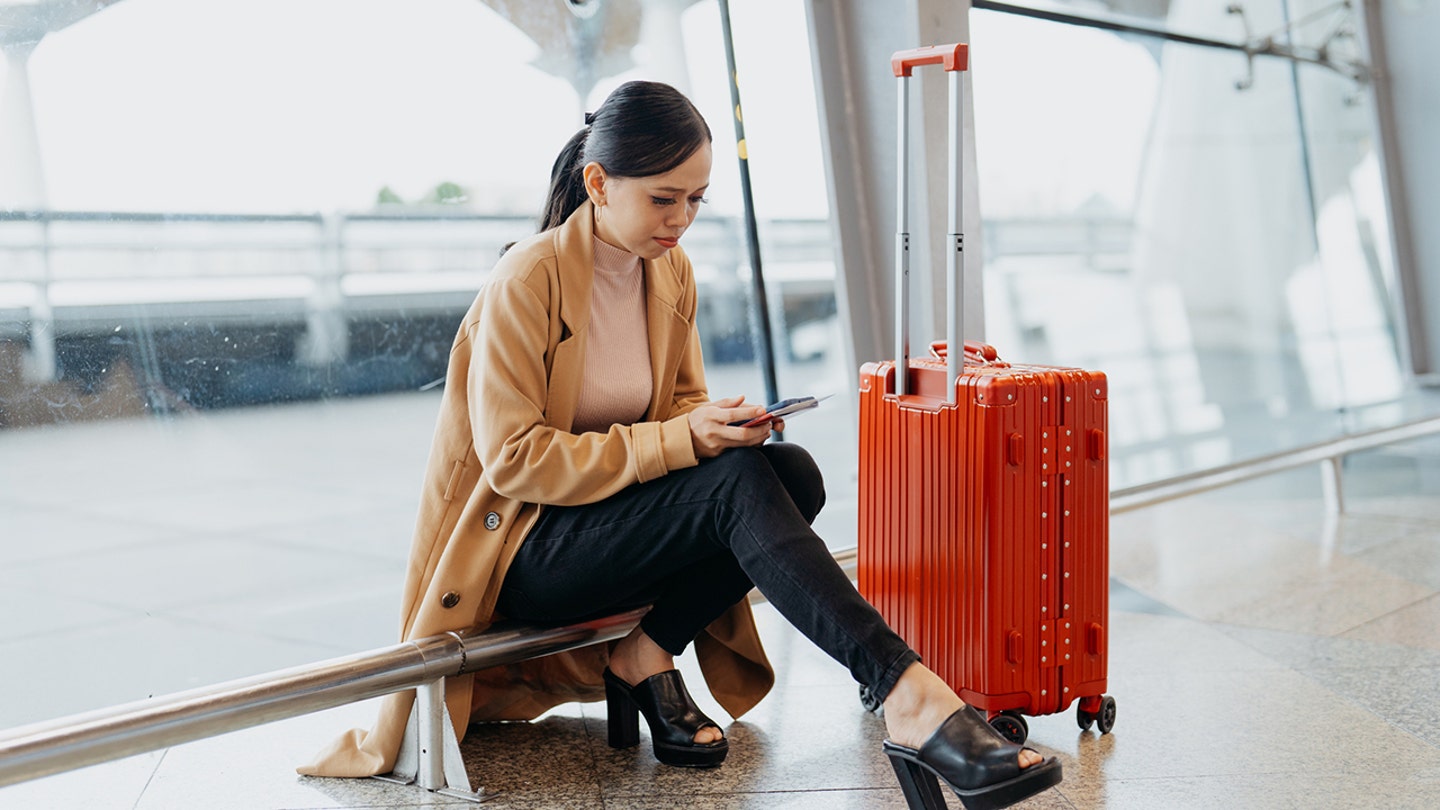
left=737, top=139, right=748, bottom=160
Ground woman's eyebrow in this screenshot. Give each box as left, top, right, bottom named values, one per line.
left=651, top=185, right=710, bottom=193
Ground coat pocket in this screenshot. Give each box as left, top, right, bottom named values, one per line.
left=442, top=460, right=465, bottom=501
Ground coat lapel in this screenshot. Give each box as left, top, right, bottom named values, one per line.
left=546, top=203, right=596, bottom=433
left=644, top=250, right=689, bottom=419
left=553, top=202, right=595, bottom=344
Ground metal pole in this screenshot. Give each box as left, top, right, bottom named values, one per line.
left=0, top=610, right=646, bottom=788
left=717, top=0, right=780, bottom=411
left=1320, top=456, right=1346, bottom=516
left=945, top=68, right=964, bottom=399
left=416, top=679, right=446, bottom=791
left=895, top=74, right=911, bottom=396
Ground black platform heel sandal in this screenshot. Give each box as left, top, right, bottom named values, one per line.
left=603, top=668, right=728, bottom=768
left=883, top=707, right=1062, bottom=810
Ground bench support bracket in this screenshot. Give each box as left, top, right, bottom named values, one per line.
left=373, top=677, right=490, bottom=803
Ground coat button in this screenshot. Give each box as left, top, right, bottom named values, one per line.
left=440, top=591, right=460, bottom=609
left=484, top=511, right=501, bottom=530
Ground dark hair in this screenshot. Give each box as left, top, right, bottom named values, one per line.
left=539, top=80, right=712, bottom=232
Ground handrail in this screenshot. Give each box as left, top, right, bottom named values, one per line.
left=1108, top=413, right=1440, bottom=514
left=4, top=413, right=1440, bottom=790
left=0, top=609, right=646, bottom=788
left=827, top=413, right=1440, bottom=580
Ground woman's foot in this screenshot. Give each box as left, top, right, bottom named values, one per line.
left=604, top=667, right=729, bottom=767
left=608, top=627, right=723, bottom=745
left=881, top=663, right=1042, bottom=770
left=881, top=663, right=1061, bottom=809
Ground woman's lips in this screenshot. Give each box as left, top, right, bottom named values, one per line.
left=655, top=237, right=679, bottom=249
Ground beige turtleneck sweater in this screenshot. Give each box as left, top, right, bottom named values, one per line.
left=571, top=236, right=653, bottom=434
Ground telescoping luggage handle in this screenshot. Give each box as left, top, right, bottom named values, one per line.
left=891, top=42, right=969, bottom=401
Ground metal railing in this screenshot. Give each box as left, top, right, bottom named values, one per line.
left=1107, top=413, right=1440, bottom=516
left=3, top=412, right=1440, bottom=796
left=0, top=609, right=648, bottom=794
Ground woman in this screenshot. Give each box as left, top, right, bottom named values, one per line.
left=301, top=80, right=1060, bottom=810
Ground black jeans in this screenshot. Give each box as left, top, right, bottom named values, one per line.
left=496, top=442, right=920, bottom=704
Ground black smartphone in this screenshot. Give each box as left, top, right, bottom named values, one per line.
left=728, top=395, right=832, bottom=427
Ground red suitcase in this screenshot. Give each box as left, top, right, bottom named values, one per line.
left=856, top=43, right=1116, bottom=742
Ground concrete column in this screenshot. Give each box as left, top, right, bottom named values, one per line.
left=0, top=38, right=46, bottom=210
left=1, top=36, right=57, bottom=382
left=1363, top=0, right=1440, bottom=382
left=638, top=0, right=695, bottom=97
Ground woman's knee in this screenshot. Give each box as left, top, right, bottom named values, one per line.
left=759, top=442, right=827, bottom=523
left=706, top=444, right=769, bottom=477
left=704, top=445, right=826, bottom=523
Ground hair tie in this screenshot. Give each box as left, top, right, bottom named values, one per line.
left=584, top=111, right=596, bottom=126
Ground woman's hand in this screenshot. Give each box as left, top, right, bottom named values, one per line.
left=687, top=396, right=780, bottom=459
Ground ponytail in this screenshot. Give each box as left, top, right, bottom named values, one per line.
left=532, top=81, right=711, bottom=239
left=539, top=127, right=591, bottom=232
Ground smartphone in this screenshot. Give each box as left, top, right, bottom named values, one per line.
left=728, top=395, right=832, bottom=427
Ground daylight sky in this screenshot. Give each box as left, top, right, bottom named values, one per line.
left=2, top=0, right=1158, bottom=218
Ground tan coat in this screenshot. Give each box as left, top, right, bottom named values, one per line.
left=299, top=202, right=775, bottom=777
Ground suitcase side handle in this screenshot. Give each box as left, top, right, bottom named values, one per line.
left=891, top=42, right=968, bottom=402
left=929, top=340, right=1000, bottom=363
left=890, top=43, right=969, bottom=77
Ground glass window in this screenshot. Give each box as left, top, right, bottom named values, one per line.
left=970, top=2, right=1413, bottom=488
left=0, top=0, right=842, bottom=727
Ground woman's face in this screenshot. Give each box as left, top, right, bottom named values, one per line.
left=584, top=143, right=713, bottom=260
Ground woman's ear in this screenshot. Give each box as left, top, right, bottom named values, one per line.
left=582, top=162, right=608, bottom=206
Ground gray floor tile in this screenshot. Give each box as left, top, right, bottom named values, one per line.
left=1111, top=498, right=1437, bottom=637
left=1309, top=664, right=1440, bottom=750
left=1208, top=560, right=1433, bottom=637
left=0, top=584, right=135, bottom=644
left=1353, top=533, right=1440, bottom=592
left=1103, top=611, right=1287, bottom=678
left=452, top=711, right=605, bottom=809
left=0, top=534, right=394, bottom=615
left=0, top=614, right=345, bottom=728
left=137, top=702, right=481, bottom=810
left=1082, top=661, right=1440, bottom=781
left=180, top=574, right=402, bottom=653
left=586, top=682, right=895, bottom=799
left=1059, top=771, right=1440, bottom=810
left=249, top=508, right=420, bottom=563
left=0, top=751, right=161, bottom=810
left=598, top=788, right=917, bottom=809
left=65, top=480, right=392, bottom=537
left=1219, top=623, right=1440, bottom=670
left=1341, top=592, right=1440, bottom=651
left=0, top=502, right=186, bottom=566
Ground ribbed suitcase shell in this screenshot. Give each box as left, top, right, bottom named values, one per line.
left=858, top=351, right=1109, bottom=724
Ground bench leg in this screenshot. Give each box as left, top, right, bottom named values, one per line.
left=373, top=678, right=490, bottom=803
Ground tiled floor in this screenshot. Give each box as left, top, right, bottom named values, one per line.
left=3, top=394, right=1440, bottom=808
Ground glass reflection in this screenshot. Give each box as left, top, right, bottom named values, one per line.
left=0, top=0, right=840, bottom=428
left=0, top=0, right=843, bottom=728
left=972, top=2, right=1407, bottom=487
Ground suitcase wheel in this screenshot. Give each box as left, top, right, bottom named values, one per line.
left=858, top=683, right=883, bottom=715
left=989, top=711, right=1029, bottom=745
left=1077, top=695, right=1117, bottom=734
